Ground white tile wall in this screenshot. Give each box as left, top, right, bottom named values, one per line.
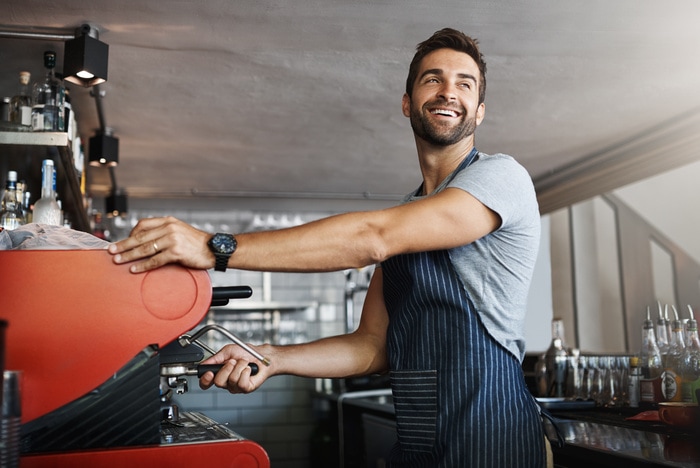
left=112, top=206, right=369, bottom=467
left=175, top=269, right=349, bottom=468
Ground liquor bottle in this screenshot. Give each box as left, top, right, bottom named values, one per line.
left=655, top=301, right=670, bottom=360
left=0, top=171, right=25, bottom=230
left=661, top=306, right=685, bottom=402
left=540, top=317, right=570, bottom=397
left=680, top=306, right=700, bottom=403
left=639, top=307, right=663, bottom=405
left=32, top=159, right=62, bottom=225
left=628, top=356, right=641, bottom=407
left=22, top=190, right=32, bottom=224
left=64, top=88, right=75, bottom=143
left=32, top=51, right=65, bottom=132
left=9, top=71, right=32, bottom=128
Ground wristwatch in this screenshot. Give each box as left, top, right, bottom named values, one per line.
left=207, top=233, right=237, bottom=272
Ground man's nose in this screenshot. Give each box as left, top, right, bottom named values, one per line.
left=437, top=82, right=458, bottom=100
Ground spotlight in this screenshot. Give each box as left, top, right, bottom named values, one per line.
left=89, top=129, right=119, bottom=167
left=105, top=192, right=128, bottom=218
left=63, top=24, right=109, bottom=87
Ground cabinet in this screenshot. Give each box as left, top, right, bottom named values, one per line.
left=0, top=131, right=89, bottom=232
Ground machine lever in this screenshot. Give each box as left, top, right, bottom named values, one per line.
left=210, top=286, right=253, bottom=306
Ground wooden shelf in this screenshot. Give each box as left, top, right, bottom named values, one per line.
left=0, top=131, right=89, bottom=232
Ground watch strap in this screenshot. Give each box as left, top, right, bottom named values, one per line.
left=214, top=253, right=229, bottom=272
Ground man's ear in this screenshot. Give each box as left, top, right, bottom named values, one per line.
left=402, top=93, right=411, bottom=118
left=476, top=102, right=485, bottom=126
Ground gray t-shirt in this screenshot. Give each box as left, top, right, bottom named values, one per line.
left=403, top=152, right=540, bottom=361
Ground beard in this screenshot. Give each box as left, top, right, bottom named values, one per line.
left=409, top=99, right=477, bottom=146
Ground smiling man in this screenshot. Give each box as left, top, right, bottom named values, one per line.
left=110, top=28, right=548, bottom=467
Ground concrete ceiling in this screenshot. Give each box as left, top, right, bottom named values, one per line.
left=2, top=0, right=700, bottom=213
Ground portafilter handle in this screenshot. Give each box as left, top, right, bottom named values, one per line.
left=161, top=362, right=259, bottom=378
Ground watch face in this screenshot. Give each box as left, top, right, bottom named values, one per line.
left=210, top=233, right=237, bottom=254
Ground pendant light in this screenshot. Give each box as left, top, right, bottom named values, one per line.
left=63, top=24, right=109, bottom=87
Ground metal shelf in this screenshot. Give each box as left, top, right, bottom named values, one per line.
left=0, top=131, right=68, bottom=147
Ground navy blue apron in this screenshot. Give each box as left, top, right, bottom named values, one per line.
left=381, top=150, right=546, bottom=467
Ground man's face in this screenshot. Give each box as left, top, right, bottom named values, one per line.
left=402, top=48, right=485, bottom=147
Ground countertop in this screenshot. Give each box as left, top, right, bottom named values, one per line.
left=547, top=407, right=700, bottom=468
left=315, top=390, right=700, bottom=467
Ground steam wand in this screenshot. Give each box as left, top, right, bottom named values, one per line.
left=179, top=324, right=271, bottom=367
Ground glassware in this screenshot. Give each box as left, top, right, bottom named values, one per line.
left=0, top=171, right=25, bottom=230
left=542, top=318, right=570, bottom=397
left=31, top=51, right=65, bottom=132
left=639, top=307, right=663, bottom=404
left=680, top=305, right=700, bottom=403
left=628, top=356, right=641, bottom=407
left=565, top=349, right=581, bottom=399
left=661, top=306, right=685, bottom=402
left=655, top=301, right=670, bottom=359
left=9, top=71, right=32, bottom=128
left=32, top=160, right=62, bottom=226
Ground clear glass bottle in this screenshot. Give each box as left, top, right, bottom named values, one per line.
left=22, top=190, right=32, bottom=224
left=32, top=51, right=65, bottom=132
left=32, top=160, right=62, bottom=225
left=10, top=71, right=32, bottom=128
left=680, top=306, right=700, bottom=403
left=540, top=317, right=570, bottom=397
left=639, top=307, right=663, bottom=405
left=655, top=302, right=670, bottom=360
left=628, top=356, right=641, bottom=407
left=1, top=171, right=25, bottom=230
left=661, top=306, right=685, bottom=402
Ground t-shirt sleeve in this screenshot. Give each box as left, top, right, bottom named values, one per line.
left=447, top=153, right=538, bottom=227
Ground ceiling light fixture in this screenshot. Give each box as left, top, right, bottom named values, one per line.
left=105, top=191, right=128, bottom=218
left=63, top=24, right=109, bottom=87
left=89, top=127, right=119, bottom=167
left=0, top=23, right=108, bottom=88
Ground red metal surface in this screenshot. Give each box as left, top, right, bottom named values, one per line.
left=20, top=440, right=270, bottom=468
left=0, top=249, right=213, bottom=423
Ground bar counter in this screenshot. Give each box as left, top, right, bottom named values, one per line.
left=547, top=406, right=700, bottom=468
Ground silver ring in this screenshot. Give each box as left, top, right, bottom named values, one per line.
left=152, top=241, right=159, bottom=253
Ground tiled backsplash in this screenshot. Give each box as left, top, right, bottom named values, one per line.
left=175, top=269, right=349, bottom=468
left=115, top=207, right=370, bottom=467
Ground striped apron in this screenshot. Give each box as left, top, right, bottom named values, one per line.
left=381, top=154, right=546, bottom=467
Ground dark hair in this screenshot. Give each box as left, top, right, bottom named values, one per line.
left=405, top=28, right=487, bottom=104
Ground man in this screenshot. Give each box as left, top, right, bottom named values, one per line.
left=110, top=28, right=549, bottom=467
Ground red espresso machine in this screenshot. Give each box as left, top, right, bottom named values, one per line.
left=0, top=249, right=269, bottom=468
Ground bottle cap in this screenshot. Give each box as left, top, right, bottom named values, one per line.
left=7, top=171, right=17, bottom=182
left=630, top=356, right=639, bottom=367
left=19, top=71, right=30, bottom=85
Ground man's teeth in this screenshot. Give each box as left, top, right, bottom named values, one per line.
left=431, top=109, right=458, bottom=117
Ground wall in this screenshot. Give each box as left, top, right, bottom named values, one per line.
left=549, top=194, right=700, bottom=355
left=173, top=269, right=347, bottom=468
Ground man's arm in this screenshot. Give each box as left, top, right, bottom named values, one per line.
left=200, top=270, right=389, bottom=393
left=109, top=187, right=500, bottom=273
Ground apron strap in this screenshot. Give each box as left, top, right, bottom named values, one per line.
left=537, top=402, right=566, bottom=449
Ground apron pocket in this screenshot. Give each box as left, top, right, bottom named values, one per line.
left=390, top=369, right=438, bottom=453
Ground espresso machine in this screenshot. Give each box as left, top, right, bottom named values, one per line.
left=0, top=249, right=269, bottom=467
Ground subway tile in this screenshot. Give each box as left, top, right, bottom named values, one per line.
left=240, top=406, right=290, bottom=426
